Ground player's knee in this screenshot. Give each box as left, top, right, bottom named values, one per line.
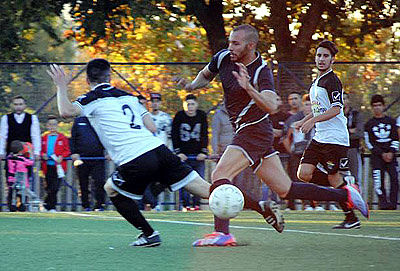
left=104, top=179, right=118, bottom=197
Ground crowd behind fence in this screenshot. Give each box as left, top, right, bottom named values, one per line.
left=0, top=61, right=399, bottom=211
left=0, top=154, right=398, bottom=212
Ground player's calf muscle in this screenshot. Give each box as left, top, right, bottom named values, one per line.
left=104, top=180, right=118, bottom=197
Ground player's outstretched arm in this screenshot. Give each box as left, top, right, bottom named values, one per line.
left=232, top=63, right=277, bottom=113
left=176, top=66, right=216, bottom=91
left=47, top=64, right=81, bottom=118
left=142, top=114, right=157, bottom=133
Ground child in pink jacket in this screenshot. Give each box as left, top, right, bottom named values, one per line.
left=7, top=140, right=34, bottom=211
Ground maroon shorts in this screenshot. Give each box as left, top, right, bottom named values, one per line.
left=230, top=118, right=278, bottom=171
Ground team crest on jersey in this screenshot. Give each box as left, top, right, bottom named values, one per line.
left=331, top=91, right=341, bottom=102
left=372, top=123, right=391, bottom=142
left=339, top=158, right=349, bottom=170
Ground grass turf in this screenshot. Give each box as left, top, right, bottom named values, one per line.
left=1, top=210, right=399, bottom=271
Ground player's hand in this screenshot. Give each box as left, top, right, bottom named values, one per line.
left=232, top=63, right=251, bottom=91
left=293, top=120, right=303, bottom=131
left=300, top=119, right=315, bottom=134
left=173, top=77, right=192, bottom=90
left=47, top=64, right=72, bottom=90
left=177, top=153, right=187, bottom=162
left=196, top=153, right=207, bottom=161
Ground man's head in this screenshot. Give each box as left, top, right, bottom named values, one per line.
left=288, top=91, right=301, bottom=112
left=315, top=40, right=338, bottom=72
left=183, top=94, right=198, bottom=117
left=12, top=95, right=27, bottom=115
left=370, top=94, right=385, bottom=117
left=343, top=92, right=350, bottom=108
left=86, top=58, right=111, bottom=85
left=228, top=24, right=259, bottom=62
left=10, top=140, right=24, bottom=154
left=46, top=115, right=59, bottom=133
left=150, top=93, right=162, bottom=112
left=301, top=94, right=312, bottom=115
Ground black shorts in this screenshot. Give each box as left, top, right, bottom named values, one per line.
left=109, top=145, right=199, bottom=200
left=230, top=118, right=278, bottom=171
left=300, top=140, right=349, bottom=175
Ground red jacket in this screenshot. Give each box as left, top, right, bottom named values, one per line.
left=41, top=132, right=70, bottom=175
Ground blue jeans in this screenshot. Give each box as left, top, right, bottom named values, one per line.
left=179, top=159, right=205, bottom=208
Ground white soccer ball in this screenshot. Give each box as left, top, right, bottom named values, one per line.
left=209, top=184, right=244, bottom=219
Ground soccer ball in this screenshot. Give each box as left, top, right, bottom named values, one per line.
left=209, top=184, right=244, bottom=219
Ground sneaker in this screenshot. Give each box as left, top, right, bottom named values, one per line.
left=345, top=184, right=369, bottom=219
left=332, top=217, right=361, bottom=229
left=192, top=232, right=237, bottom=247
left=259, top=200, right=285, bottom=233
left=84, top=207, right=92, bottom=212
left=48, top=209, right=57, bottom=213
left=329, top=204, right=340, bottom=211
left=130, top=231, right=161, bottom=247
left=304, top=205, right=314, bottom=211
left=314, top=206, right=325, bottom=211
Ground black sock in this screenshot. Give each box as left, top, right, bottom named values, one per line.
left=285, top=182, right=347, bottom=202
left=110, top=194, right=154, bottom=236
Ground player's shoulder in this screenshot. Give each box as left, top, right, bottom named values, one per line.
left=318, top=70, right=342, bottom=91
left=76, top=84, right=132, bottom=106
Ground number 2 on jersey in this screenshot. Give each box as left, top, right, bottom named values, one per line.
left=122, top=104, right=141, bottom=129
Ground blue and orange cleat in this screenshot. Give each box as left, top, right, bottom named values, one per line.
left=345, top=184, right=369, bottom=219
left=192, top=232, right=237, bottom=247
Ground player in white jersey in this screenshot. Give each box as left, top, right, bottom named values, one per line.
left=47, top=59, right=210, bottom=247
left=294, top=40, right=361, bottom=229
left=150, top=93, right=173, bottom=149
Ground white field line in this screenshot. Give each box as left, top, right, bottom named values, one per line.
left=65, top=212, right=400, bottom=242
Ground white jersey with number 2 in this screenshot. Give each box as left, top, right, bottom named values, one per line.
left=73, top=83, right=163, bottom=166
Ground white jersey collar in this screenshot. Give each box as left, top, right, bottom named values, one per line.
left=91, top=83, right=112, bottom=90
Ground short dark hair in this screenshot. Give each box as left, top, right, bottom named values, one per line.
left=137, top=94, right=146, bottom=101
left=317, top=40, right=339, bottom=56
left=370, top=94, right=385, bottom=105
left=288, top=91, right=301, bottom=97
left=86, top=58, right=111, bottom=84
left=47, top=115, right=58, bottom=122
left=185, top=94, right=197, bottom=101
left=10, top=140, right=23, bottom=154
left=302, top=94, right=310, bottom=102
left=232, top=24, right=259, bottom=44
left=12, top=95, right=26, bottom=102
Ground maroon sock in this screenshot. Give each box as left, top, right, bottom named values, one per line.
left=210, top=179, right=232, bottom=234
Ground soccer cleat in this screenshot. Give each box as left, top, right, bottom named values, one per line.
left=332, top=217, right=361, bottom=229
left=259, top=200, right=285, bottom=233
left=345, top=184, right=369, bottom=219
left=192, top=232, right=237, bottom=247
left=130, top=231, right=161, bottom=247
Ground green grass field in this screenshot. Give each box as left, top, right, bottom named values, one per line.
left=1, top=210, right=399, bottom=271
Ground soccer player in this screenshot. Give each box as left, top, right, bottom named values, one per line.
left=294, top=40, right=361, bottom=229
left=47, top=59, right=211, bottom=247
left=177, top=25, right=368, bottom=246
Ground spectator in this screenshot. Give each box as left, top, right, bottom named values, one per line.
left=283, top=94, right=323, bottom=211
left=6, top=140, right=34, bottom=212
left=211, top=102, right=262, bottom=201
left=287, top=91, right=302, bottom=116
left=0, top=95, right=41, bottom=207
left=364, top=94, right=399, bottom=210
left=172, top=94, right=208, bottom=211
left=343, top=92, right=364, bottom=184
left=70, top=116, right=107, bottom=211
left=41, top=115, right=70, bottom=212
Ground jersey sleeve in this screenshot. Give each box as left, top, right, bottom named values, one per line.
left=325, top=76, right=344, bottom=108
left=207, top=49, right=229, bottom=74
left=257, top=66, right=275, bottom=93
left=73, top=92, right=98, bottom=117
